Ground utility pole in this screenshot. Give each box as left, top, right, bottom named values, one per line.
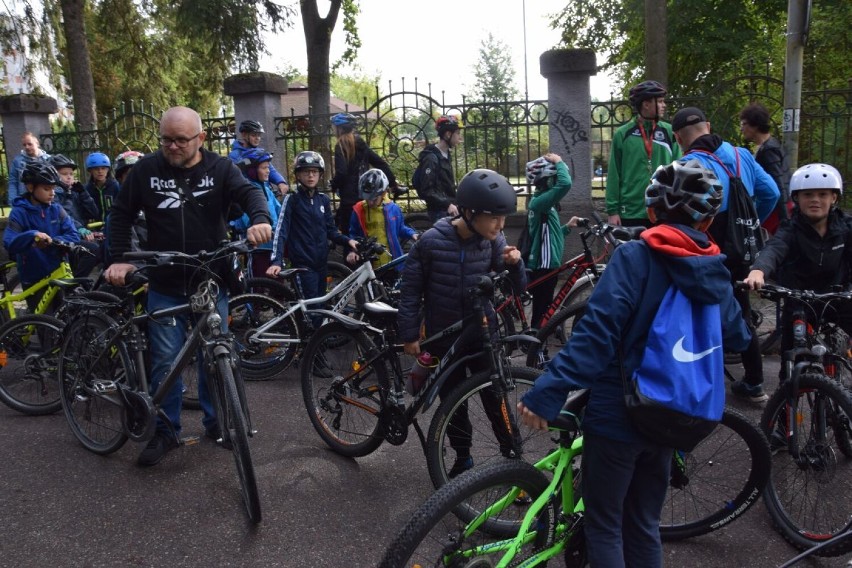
left=782, top=0, right=809, bottom=171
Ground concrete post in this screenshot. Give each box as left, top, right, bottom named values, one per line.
left=540, top=49, right=597, bottom=226
left=224, top=72, right=289, bottom=181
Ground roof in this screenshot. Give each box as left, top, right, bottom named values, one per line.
left=281, top=81, right=365, bottom=117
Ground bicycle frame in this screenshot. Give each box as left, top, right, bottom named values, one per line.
left=0, top=260, right=75, bottom=320
left=452, top=423, right=585, bottom=566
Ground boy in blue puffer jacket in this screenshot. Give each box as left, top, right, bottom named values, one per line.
left=4, top=162, right=80, bottom=310
left=398, top=168, right=527, bottom=478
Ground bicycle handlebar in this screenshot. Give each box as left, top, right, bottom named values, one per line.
left=120, top=239, right=252, bottom=265
left=736, top=281, right=852, bottom=304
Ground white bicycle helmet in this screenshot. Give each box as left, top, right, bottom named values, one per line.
left=789, top=163, right=843, bottom=196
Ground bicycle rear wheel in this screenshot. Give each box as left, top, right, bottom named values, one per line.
left=228, top=293, right=300, bottom=380
left=660, top=407, right=771, bottom=540
left=760, top=373, right=852, bottom=556
left=525, top=300, right=587, bottom=370
left=58, top=312, right=133, bottom=454
left=215, top=355, right=262, bottom=524
left=426, top=366, right=550, bottom=489
left=0, top=314, right=64, bottom=415
left=300, top=322, right=385, bottom=457
left=379, top=459, right=559, bottom=568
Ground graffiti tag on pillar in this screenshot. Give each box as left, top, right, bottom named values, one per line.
left=550, top=110, right=588, bottom=151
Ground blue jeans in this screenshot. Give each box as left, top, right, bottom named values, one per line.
left=147, top=288, right=228, bottom=436
left=581, top=433, right=672, bottom=568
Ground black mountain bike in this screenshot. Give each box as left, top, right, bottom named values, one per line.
left=753, top=284, right=852, bottom=557
left=57, top=241, right=262, bottom=523
left=300, top=271, right=548, bottom=489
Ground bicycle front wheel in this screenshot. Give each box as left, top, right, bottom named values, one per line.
left=660, top=407, right=771, bottom=540
left=0, top=314, right=65, bottom=415
left=525, top=301, right=587, bottom=370
left=760, top=373, right=852, bottom=556
left=380, top=459, right=559, bottom=568
left=229, top=293, right=300, bottom=380
left=301, top=322, right=386, bottom=457
left=426, top=366, right=549, bottom=489
left=216, top=355, right=262, bottom=524
left=58, top=312, right=133, bottom=454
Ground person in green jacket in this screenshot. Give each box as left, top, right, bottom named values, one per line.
left=606, top=80, right=681, bottom=227
left=524, top=153, right=580, bottom=329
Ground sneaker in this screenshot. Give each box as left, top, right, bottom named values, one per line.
left=731, top=380, right=769, bottom=403
left=448, top=456, right=474, bottom=478
left=137, top=432, right=179, bottom=466
left=204, top=424, right=232, bottom=450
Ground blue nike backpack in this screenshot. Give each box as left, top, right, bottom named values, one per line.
left=623, top=283, right=725, bottom=451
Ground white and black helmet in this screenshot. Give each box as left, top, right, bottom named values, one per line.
left=645, top=159, right=722, bottom=223
left=789, top=163, right=843, bottom=196
left=525, top=157, right=558, bottom=187
left=359, top=169, right=389, bottom=200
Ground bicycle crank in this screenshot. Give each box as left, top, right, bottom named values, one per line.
left=118, top=386, right=157, bottom=442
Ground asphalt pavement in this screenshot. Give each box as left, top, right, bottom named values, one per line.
left=0, top=355, right=847, bottom=567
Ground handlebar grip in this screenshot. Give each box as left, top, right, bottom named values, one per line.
left=121, top=251, right=158, bottom=262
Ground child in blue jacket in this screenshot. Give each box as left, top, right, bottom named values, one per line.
left=232, top=148, right=283, bottom=277
left=4, top=162, right=80, bottom=309
left=267, top=151, right=357, bottom=313
left=346, top=169, right=417, bottom=266
left=519, top=160, right=751, bottom=568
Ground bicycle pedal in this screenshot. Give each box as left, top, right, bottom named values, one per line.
left=182, top=435, right=201, bottom=446
left=92, top=381, right=117, bottom=394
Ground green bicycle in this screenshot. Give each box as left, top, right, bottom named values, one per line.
left=380, top=391, right=770, bottom=567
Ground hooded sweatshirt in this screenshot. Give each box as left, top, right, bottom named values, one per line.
left=521, top=223, right=751, bottom=443
left=109, top=148, right=271, bottom=296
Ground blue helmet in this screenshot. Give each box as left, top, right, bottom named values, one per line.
left=331, top=113, right=358, bottom=129
left=238, top=148, right=273, bottom=182
left=85, top=152, right=111, bottom=170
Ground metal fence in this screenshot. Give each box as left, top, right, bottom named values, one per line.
left=2, top=68, right=848, bottom=208
left=274, top=80, right=549, bottom=211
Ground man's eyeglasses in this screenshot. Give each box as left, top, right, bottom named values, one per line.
left=159, top=132, right=202, bottom=148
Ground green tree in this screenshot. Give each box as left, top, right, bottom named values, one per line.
left=464, top=33, right=521, bottom=175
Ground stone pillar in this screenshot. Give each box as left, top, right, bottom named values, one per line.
left=224, top=72, right=289, bottom=181
left=540, top=49, right=597, bottom=226
left=0, top=94, right=58, bottom=199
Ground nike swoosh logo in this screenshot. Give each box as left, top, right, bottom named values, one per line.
left=672, top=336, right=722, bottom=363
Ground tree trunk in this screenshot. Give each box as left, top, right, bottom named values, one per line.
left=60, top=0, right=98, bottom=131
left=644, top=0, right=668, bottom=86
left=300, top=0, right=342, bottom=159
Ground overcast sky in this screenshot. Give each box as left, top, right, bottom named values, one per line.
left=261, top=0, right=615, bottom=103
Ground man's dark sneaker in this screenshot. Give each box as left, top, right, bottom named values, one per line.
left=205, top=425, right=232, bottom=450
left=137, top=432, right=179, bottom=466
left=448, top=456, right=474, bottom=478
left=731, top=380, right=769, bottom=403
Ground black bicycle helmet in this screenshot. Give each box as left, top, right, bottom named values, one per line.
left=238, top=120, right=265, bottom=134
left=456, top=169, right=518, bottom=215
left=645, top=159, right=722, bottom=224
left=359, top=169, right=389, bottom=200
left=49, top=154, right=77, bottom=171
left=436, top=115, right=462, bottom=137
left=21, top=162, right=62, bottom=187
left=293, top=151, right=325, bottom=173
left=629, top=80, right=667, bottom=111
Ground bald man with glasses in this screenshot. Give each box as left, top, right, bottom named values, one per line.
left=106, top=106, right=272, bottom=466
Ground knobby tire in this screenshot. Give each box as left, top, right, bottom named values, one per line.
left=0, top=314, right=65, bottom=415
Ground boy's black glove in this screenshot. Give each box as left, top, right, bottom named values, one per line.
left=71, top=181, right=86, bottom=193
